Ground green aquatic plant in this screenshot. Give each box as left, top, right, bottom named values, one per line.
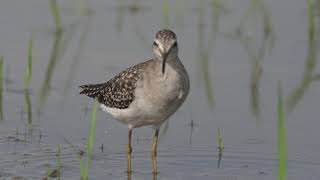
left=195, top=0, right=228, bottom=108
left=162, top=0, right=170, bottom=28
left=196, top=0, right=222, bottom=108
left=45, top=144, right=62, bottom=179
left=56, top=144, right=62, bottom=179
left=25, top=38, right=33, bottom=127
left=73, top=0, right=90, bottom=16
left=115, top=0, right=126, bottom=32
left=87, top=101, right=98, bottom=163
left=49, top=0, right=62, bottom=32
left=25, top=38, right=33, bottom=89
left=217, top=128, right=224, bottom=168
left=245, top=0, right=275, bottom=120
left=62, top=16, right=91, bottom=102
left=197, top=0, right=209, bottom=106
left=115, top=0, right=145, bottom=32
left=226, top=0, right=275, bottom=122
left=174, top=0, right=186, bottom=30
left=217, top=128, right=224, bottom=150
left=287, top=0, right=318, bottom=112
left=24, top=91, right=32, bottom=127
left=38, top=30, right=64, bottom=111
left=277, top=82, right=287, bottom=180
left=39, top=1, right=75, bottom=110
left=80, top=101, right=98, bottom=180
left=0, top=56, right=3, bottom=120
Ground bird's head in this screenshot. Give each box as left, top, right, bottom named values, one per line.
left=153, top=29, right=178, bottom=74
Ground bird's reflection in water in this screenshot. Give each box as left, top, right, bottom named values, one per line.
left=153, top=173, right=158, bottom=180
left=126, top=172, right=158, bottom=180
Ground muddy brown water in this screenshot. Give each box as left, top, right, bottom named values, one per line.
left=0, top=0, right=320, bottom=179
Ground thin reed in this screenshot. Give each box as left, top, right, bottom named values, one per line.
left=80, top=101, right=98, bottom=180
left=287, top=0, right=318, bottom=112
left=25, top=38, right=33, bottom=127
left=0, top=56, right=3, bottom=120
left=49, top=0, right=62, bottom=32
left=73, top=0, right=90, bottom=16
left=25, top=38, right=33, bottom=89
left=217, top=128, right=224, bottom=150
left=38, top=0, right=65, bottom=110
left=277, top=82, right=287, bottom=180
left=217, top=128, right=224, bottom=168
left=45, top=144, right=62, bottom=179
left=162, top=0, right=170, bottom=28
left=38, top=30, right=64, bottom=110
left=57, top=144, right=62, bottom=171
left=24, top=91, right=32, bottom=126
left=197, top=0, right=216, bottom=107
left=239, top=0, right=274, bottom=121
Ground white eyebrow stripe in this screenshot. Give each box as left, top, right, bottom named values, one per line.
left=155, top=39, right=164, bottom=52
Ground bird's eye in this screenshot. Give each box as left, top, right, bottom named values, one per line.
left=173, top=42, right=177, bottom=47
left=153, top=41, right=158, bottom=47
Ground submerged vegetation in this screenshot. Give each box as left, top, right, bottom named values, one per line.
left=80, top=101, right=98, bottom=180
left=227, top=0, right=275, bottom=123
left=217, top=128, right=224, bottom=168
left=50, top=0, right=63, bottom=32
left=277, top=82, right=287, bottom=180
left=162, top=0, right=170, bottom=28
left=287, top=0, right=319, bottom=113
left=44, top=144, right=62, bottom=179
left=25, top=38, right=33, bottom=128
left=0, top=56, right=3, bottom=120
left=25, top=38, right=33, bottom=89
left=196, top=0, right=226, bottom=108
left=38, top=28, right=64, bottom=111
left=39, top=0, right=66, bottom=110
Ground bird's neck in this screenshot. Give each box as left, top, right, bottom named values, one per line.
left=155, top=55, right=179, bottom=63
left=154, top=56, right=181, bottom=76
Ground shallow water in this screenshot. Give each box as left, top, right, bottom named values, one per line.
left=1, top=0, right=320, bottom=179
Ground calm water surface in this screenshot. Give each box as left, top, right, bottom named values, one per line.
left=0, top=0, right=320, bottom=179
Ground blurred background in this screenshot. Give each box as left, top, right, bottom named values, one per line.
left=0, top=0, right=320, bottom=179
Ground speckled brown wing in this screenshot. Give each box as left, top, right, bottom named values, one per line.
left=79, top=60, right=150, bottom=109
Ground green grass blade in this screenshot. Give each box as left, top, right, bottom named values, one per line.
left=24, top=90, right=32, bottom=127
left=286, top=0, right=317, bottom=112
left=57, top=144, right=61, bottom=179
left=277, top=82, right=287, bottom=180
left=162, top=0, right=170, bottom=28
left=38, top=30, right=63, bottom=110
left=57, top=144, right=61, bottom=166
left=87, top=100, right=98, bottom=163
left=81, top=101, right=98, bottom=179
left=79, top=156, right=86, bottom=179
left=25, top=38, right=33, bottom=89
left=197, top=0, right=215, bottom=108
left=307, top=0, right=315, bottom=44
left=49, top=0, right=62, bottom=31
left=217, top=128, right=224, bottom=150
left=24, top=38, right=33, bottom=128
left=0, top=56, right=3, bottom=120
left=217, top=128, right=224, bottom=168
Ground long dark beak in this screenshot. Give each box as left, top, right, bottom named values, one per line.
left=162, top=52, right=168, bottom=74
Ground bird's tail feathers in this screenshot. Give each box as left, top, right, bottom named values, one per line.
left=79, top=83, right=106, bottom=99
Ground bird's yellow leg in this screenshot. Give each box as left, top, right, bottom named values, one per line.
left=151, top=128, right=160, bottom=174
left=127, top=128, right=133, bottom=174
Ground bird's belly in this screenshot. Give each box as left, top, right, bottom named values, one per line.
left=101, top=100, right=172, bottom=128
left=101, top=87, right=186, bottom=128
left=132, top=83, right=187, bottom=127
